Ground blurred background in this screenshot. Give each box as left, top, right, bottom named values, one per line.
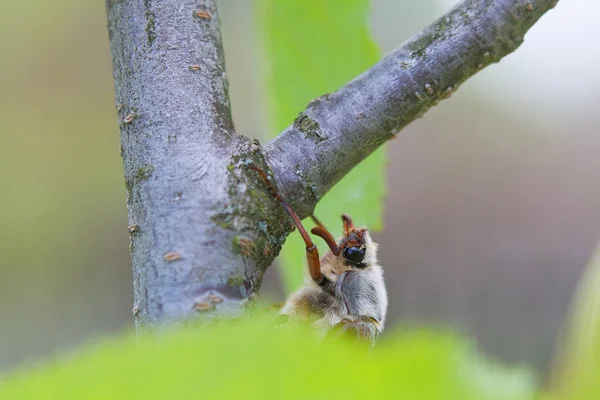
left=0, top=0, right=597, bottom=378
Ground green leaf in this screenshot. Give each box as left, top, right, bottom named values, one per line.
left=546, top=242, right=600, bottom=399
left=257, top=0, right=387, bottom=292
left=0, top=317, right=536, bottom=399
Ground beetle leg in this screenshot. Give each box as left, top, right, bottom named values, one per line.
left=311, top=226, right=341, bottom=256
left=248, top=165, right=325, bottom=284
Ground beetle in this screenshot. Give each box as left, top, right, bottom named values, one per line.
left=249, top=165, right=388, bottom=345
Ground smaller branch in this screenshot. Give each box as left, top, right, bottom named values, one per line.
left=265, top=0, right=559, bottom=219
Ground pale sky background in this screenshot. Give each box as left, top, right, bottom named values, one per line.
left=433, top=0, right=597, bottom=131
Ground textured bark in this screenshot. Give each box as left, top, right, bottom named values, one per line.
left=266, top=0, right=559, bottom=218
left=106, top=0, right=290, bottom=329
left=105, top=0, right=559, bottom=327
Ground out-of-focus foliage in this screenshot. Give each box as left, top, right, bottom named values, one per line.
left=257, top=0, right=387, bottom=292
left=545, top=242, right=600, bottom=399
left=0, top=1, right=130, bottom=368
left=0, top=316, right=536, bottom=400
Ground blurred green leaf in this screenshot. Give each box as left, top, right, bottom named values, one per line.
left=0, top=317, right=536, bottom=399
left=546, top=242, right=600, bottom=399
left=257, top=0, right=387, bottom=292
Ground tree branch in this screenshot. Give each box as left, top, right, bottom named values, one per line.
left=265, top=0, right=559, bottom=219
left=106, top=0, right=289, bottom=329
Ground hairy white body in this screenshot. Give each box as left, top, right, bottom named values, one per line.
left=280, top=231, right=388, bottom=340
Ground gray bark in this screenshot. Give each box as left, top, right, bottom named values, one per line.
left=105, top=0, right=559, bottom=328
left=106, top=0, right=290, bottom=329
left=266, top=0, right=559, bottom=218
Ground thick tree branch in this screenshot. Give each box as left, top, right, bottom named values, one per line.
left=106, top=0, right=289, bottom=329
left=265, top=0, right=559, bottom=219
